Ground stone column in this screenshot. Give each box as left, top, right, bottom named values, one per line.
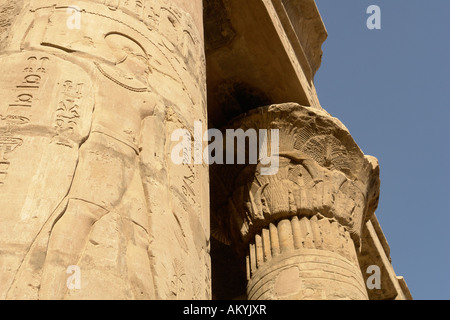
left=0, top=0, right=209, bottom=300
left=212, top=103, right=380, bottom=300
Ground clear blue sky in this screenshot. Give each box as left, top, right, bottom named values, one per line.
left=314, top=0, right=450, bottom=300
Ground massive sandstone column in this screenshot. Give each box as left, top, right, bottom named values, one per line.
left=211, top=103, right=381, bottom=300
left=0, top=0, right=210, bottom=299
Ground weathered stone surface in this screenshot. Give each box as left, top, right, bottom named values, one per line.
left=0, top=0, right=209, bottom=300
left=210, top=103, right=381, bottom=299
left=212, top=103, right=380, bottom=244
left=0, top=0, right=410, bottom=300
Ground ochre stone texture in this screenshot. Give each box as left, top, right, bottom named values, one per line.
left=0, top=0, right=411, bottom=300
left=0, top=0, right=209, bottom=300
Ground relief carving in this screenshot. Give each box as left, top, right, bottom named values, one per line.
left=0, top=115, right=30, bottom=185
left=0, top=0, right=208, bottom=300
left=94, top=32, right=150, bottom=92
left=212, top=103, right=380, bottom=248
left=0, top=0, right=410, bottom=301
left=210, top=103, right=380, bottom=300
left=169, top=258, right=186, bottom=299
left=53, top=81, right=84, bottom=148
left=8, top=55, right=49, bottom=108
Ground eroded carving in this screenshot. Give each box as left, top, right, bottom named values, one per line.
left=7, top=55, right=49, bottom=108
left=52, top=81, right=84, bottom=148
left=0, top=0, right=22, bottom=50
left=212, top=104, right=379, bottom=250
left=0, top=0, right=410, bottom=301
left=0, top=114, right=29, bottom=185
left=0, top=0, right=209, bottom=301
left=169, top=258, right=187, bottom=299
left=211, top=103, right=379, bottom=300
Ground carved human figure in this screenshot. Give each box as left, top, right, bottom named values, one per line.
left=37, top=29, right=164, bottom=298
left=0, top=0, right=209, bottom=300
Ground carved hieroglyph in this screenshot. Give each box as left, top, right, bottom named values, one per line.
left=0, top=0, right=209, bottom=300
left=0, top=0, right=409, bottom=301
left=211, top=103, right=380, bottom=300
left=0, top=52, right=95, bottom=298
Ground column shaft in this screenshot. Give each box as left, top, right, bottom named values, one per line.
left=246, top=215, right=368, bottom=300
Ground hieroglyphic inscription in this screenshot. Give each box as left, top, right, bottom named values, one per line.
left=104, top=0, right=120, bottom=10
left=103, top=0, right=145, bottom=19
left=169, top=258, right=186, bottom=299
left=0, top=136, right=22, bottom=185
left=53, top=80, right=84, bottom=148
left=182, top=172, right=196, bottom=206
left=0, top=115, right=30, bottom=185
left=124, top=0, right=145, bottom=18
left=9, top=56, right=49, bottom=108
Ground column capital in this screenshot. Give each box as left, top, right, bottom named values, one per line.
left=211, top=103, right=380, bottom=249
